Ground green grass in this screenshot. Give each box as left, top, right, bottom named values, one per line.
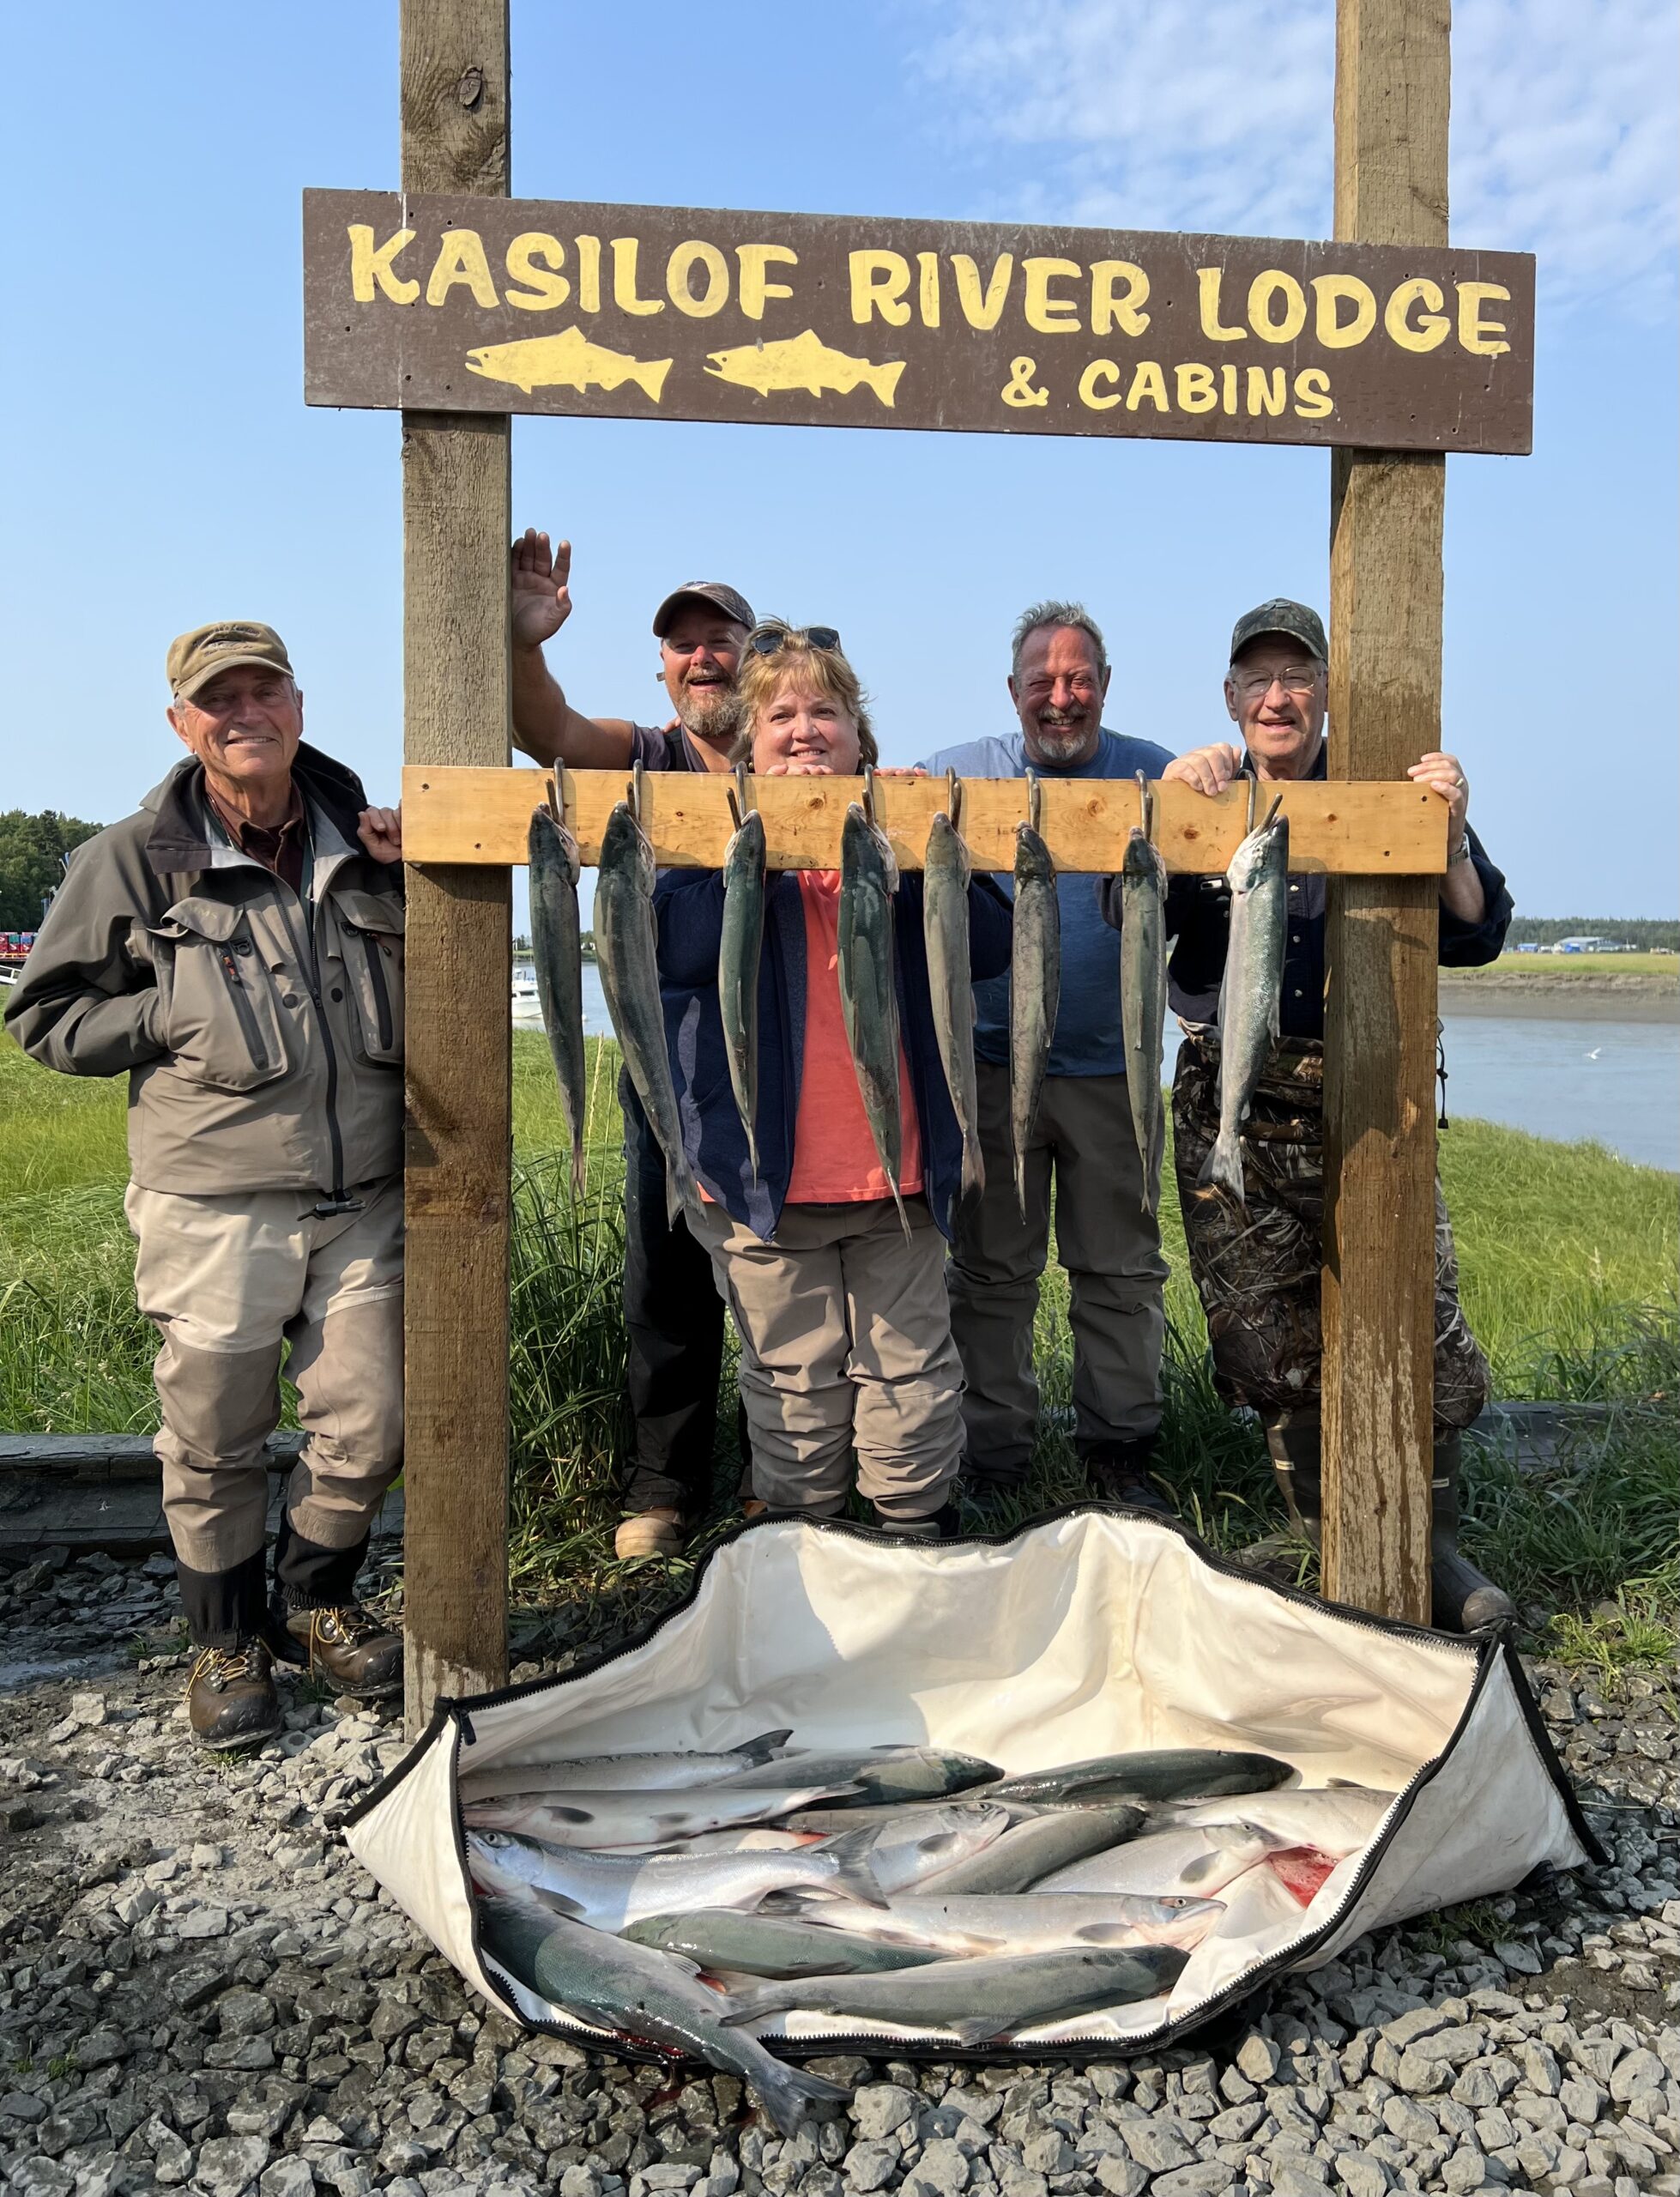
left=1450, top=951, right=1677, bottom=983
left=2, top=1027, right=1675, bottom=1644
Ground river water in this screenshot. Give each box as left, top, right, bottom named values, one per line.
left=545, top=961, right=1678, bottom=1176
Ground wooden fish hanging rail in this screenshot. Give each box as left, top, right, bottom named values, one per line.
left=401, top=765, right=1447, bottom=875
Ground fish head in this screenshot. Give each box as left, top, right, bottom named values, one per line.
left=465, top=344, right=535, bottom=393
left=1014, top=821, right=1055, bottom=884
left=1121, top=826, right=1164, bottom=882
left=599, top=799, right=655, bottom=882
left=1227, top=813, right=1290, bottom=895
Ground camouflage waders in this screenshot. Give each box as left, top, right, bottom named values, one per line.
left=1171, top=1032, right=1490, bottom=1433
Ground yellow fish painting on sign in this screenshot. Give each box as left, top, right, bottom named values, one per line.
left=704, top=330, right=906, bottom=408
left=464, top=327, right=673, bottom=401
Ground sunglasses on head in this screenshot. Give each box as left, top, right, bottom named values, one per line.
left=746, top=622, right=842, bottom=657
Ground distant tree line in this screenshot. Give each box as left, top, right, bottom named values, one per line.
left=1505, top=917, right=1677, bottom=950
left=0, top=810, right=103, bottom=931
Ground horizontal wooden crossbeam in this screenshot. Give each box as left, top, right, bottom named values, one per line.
left=402, top=765, right=1447, bottom=874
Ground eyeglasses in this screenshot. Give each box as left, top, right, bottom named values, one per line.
left=746, top=623, right=842, bottom=657
left=1231, top=665, right=1323, bottom=698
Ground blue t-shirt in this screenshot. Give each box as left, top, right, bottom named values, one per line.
left=917, top=728, right=1175, bottom=1078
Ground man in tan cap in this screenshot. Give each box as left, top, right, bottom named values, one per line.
left=510, top=530, right=756, bottom=1560
left=6, top=623, right=410, bottom=1748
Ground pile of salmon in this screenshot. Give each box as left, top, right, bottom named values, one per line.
left=463, top=1735, right=1395, bottom=2131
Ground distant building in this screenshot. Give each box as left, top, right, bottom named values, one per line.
left=1555, top=936, right=1626, bottom=953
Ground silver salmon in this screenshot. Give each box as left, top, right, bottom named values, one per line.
left=922, top=807, right=983, bottom=1210
left=466, top=1825, right=886, bottom=1934
left=734, top=1746, right=1000, bottom=1805
left=595, top=784, right=700, bottom=1225
left=976, top=1747, right=1294, bottom=1807
left=721, top=1940, right=1186, bottom=2043
left=477, top=1897, right=849, bottom=2137
left=529, top=805, right=589, bottom=1196
left=837, top=799, right=908, bottom=1232
left=1008, top=810, right=1060, bottom=1219
left=915, top=1803, right=1143, bottom=1893
left=1160, top=1785, right=1397, bottom=1855
left=621, top=1908, right=952, bottom=1979
left=457, top=1731, right=791, bottom=1801
left=462, top=1782, right=860, bottom=1850
left=719, top=802, right=767, bottom=1182
left=1200, top=799, right=1289, bottom=1202
left=1117, top=823, right=1169, bottom=1212
left=1037, top=1825, right=1284, bottom=1897
left=776, top=1889, right=1224, bottom=1958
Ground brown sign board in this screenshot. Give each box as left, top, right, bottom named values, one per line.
left=304, top=191, right=1533, bottom=455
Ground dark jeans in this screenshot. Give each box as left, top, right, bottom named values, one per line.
left=620, top=1073, right=727, bottom=1516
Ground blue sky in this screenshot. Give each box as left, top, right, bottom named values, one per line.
left=3, top=0, right=1674, bottom=916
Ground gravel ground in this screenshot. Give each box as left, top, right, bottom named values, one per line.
left=3, top=1547, right=1679, bottom=2197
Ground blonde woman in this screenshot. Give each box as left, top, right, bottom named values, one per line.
left=653, top=625, right=1012, bottom=1537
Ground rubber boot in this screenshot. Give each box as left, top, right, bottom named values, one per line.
left=1429, top=1432, right=1515, bottom=1634
left=1264, top=1411, right=1322, bottom=1546
left=872, top=1500, right=962, bottom=1542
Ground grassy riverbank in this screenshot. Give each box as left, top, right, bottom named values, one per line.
left=2, top=1030, right=1675, bottom=1655
left=1444, top=951, right=1678, bottom=994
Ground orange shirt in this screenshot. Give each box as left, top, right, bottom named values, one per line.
left=784, top=872, right=923, bottom=1205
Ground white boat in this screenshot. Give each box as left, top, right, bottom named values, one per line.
left=511, top=965, right=544, bottom=1022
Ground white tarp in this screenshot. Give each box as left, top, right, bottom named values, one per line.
left=347, top=1510, right=1598, bottom=2057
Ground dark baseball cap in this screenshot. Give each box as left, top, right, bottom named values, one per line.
left=652, top=581, right=755, bottom=639
left=1230, top=598, right=1328, bottom=665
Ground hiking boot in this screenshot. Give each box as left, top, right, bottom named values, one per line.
left=871, top=1500, right=962, bottom=1541
left=1085, top=1437, right=1175, bottom=1518
left=186, top=1638, right=282, bottom=1752
left=280, top=1604, right=404, bottom=1698
left=1429, top=1432, right=1515, bottom=1634
left=613, top=1508, right=688, bottom=1559
left=955, top=1461, right=1030, bottom=1522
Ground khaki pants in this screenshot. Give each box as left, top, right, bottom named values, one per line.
left=126, top=1177, right=405, bottom=1576
left=692, top=1196, right=963, bottom=1522
left=948, top=1063, right=1167, bottom=1476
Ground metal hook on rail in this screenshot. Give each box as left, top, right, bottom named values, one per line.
left=1135, top=768, right=1154, bottom=842
left=1027, top=772, right=1044, bottom=836
left=945, top=767, right=964, bottom=835
left=861, top=761, right=881, bottom=830
left=626, top=758, right=649, bottom=830
left=1245, top=774, right=1257, bottom=836
left=726, top=760, right=749, bottom=831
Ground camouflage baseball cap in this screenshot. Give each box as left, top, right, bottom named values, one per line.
left=166, top=620, right=295, bottom=701
left=651, top=582, right=755, bottom=639
left=1229, top=598, right=1328, bottom=665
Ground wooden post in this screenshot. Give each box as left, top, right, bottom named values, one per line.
left=1320, top=0, right=1447, bottom=1622
left=401, top=0, right=512, bottom=1729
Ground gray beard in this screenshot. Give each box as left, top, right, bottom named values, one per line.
left=1025, top=717, right=1098, bottom=766
left=675, top=687, right=741, bottom=742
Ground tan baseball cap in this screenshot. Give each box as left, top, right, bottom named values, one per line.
left=166, top=620, right=295, bottom=701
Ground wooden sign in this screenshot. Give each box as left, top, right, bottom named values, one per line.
left=401, top=766, right=1448, bottom=875
left=305, top=191, right=1533, bottom=454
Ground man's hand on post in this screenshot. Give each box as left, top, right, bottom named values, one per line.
left=1162, top=743, right=1243, bottom=797
left=1407, top=751, right=1471, bottom=851
left=357, top=807, right=402, bottom=864
left=511, top=529, right=572, bottom=652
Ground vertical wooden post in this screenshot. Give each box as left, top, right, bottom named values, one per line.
left=1320, top=0, right=1447, bottom=1623
left=401, top=0, right=512, bottom=1730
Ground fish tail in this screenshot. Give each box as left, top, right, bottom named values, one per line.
left=634, top=358, right=674, bottom=402
left=961, top=1134, right=985, bottom=1206
left=1197, top=1128, right=1247, bottom=1205
left=867, top=360, right=907, bottom=408
left=819, top=1825, right=890, bottom=1907
left=1013, top=1147, right=1030, bottom=1224
left=887, top=1171, right=911, bottom=1243
left=716, top=1981, right=794, bottom=2029
left=741, top=2055, right=854, bottom=2138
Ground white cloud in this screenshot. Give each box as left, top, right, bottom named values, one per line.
left=916, top=0, right=1677, bottom=313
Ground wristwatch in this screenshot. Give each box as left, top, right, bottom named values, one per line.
left=1448, top=832, right=1472, bottom=866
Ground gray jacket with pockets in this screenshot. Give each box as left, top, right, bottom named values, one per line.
left=4, top=743, right=405, bottom=1198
